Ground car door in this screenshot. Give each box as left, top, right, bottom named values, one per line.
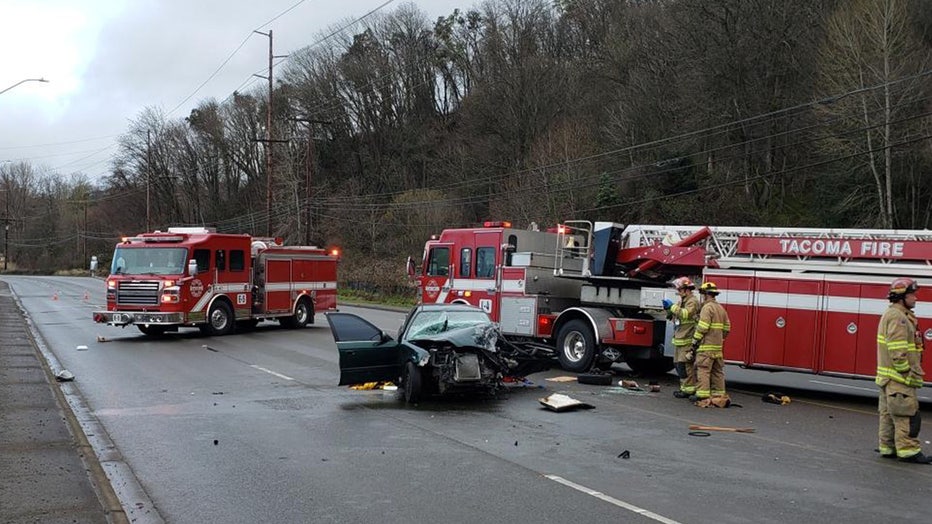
left=326, top=313, right=402, bottom=385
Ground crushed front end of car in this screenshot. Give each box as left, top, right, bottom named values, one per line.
left=408, top=323, right=518, bottom=395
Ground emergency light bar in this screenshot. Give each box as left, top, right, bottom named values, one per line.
left=483, top=221, right=512, bottom=228
left=123, top=235, right=185, bottom=243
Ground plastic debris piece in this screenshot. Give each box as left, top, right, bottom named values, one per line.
left=619, top=380, right=643, bottom=390
left=55, top=370, right=74, bottom=382
left=617, top=450, right=630, bottom=459
left=546, top=376, right=578, bottom=383
left=96, top=335, right=108, bottom=343
left=538, top=393, right=595, bottom=412
left=76, top=345, right=88, bottom=351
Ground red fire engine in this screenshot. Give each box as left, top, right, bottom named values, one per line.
left=93, top=227, right=339, bottom=336
left=413, top=220, right=931, bottom=380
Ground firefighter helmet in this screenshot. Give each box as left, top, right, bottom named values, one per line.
left=889, top=277, right=919, bottom=301
left=699, top=281, right=720, bottom=295
left=672, top=277, right=695, bottom=290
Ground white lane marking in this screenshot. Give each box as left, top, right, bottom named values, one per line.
left=809, top=380, right=876, bottom=393
left=250, top=365, right=294, bottom=381
left=544, top=475, right=682, bottom=524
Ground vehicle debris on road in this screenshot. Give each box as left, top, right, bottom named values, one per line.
left=688, top=424, right=754, bottom=433
left=538, top=393, right=594, bottom=412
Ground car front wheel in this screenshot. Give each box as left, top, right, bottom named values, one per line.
left=403, top=361, right=422, bottom=404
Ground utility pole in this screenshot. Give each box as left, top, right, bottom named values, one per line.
left=146, top=129, right=151, bottom=232
left=253, top=30, right=288, bottom=237
left=291, top=118, right=331, bottom=245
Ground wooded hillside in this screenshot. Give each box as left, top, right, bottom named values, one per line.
left=3, top=0, right=932, bottom=292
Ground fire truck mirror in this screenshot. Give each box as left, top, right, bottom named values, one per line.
left=406, top=256, right=420, bottom=278
left=187, top=259, right=198, bottom=276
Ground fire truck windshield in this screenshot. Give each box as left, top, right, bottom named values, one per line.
left=111, top=247, right=188, bottom=276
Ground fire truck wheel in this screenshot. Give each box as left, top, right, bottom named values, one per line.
left=556, top=319, right=596, bottom=373
left=403, top=361, right=422, bottom=404
left=282, top=298, right=312, bottom=329
left=204, top=301, right=234, bottom=336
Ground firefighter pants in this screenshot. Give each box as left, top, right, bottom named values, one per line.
left=878, top=384, right=922, bottom=458
left=695, top=351, right=725, bottom=399
left=674, top=345, right=696, bottom=395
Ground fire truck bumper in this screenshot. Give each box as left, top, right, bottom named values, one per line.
left=93, top=311, right=185, bottom=326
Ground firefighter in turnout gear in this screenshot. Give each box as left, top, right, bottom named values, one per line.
left=691, top=282, right=730, bottom=405
left=876, top=277, right=929, bottom=463
left=662, top=277, right=700, bottom=399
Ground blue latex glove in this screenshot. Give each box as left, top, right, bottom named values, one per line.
left=661, top=298, right=673, bottom=310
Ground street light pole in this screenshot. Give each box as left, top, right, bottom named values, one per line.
left=0, top=78, right=49, bottom=96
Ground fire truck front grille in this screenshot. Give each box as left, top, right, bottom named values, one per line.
left=117, top=281, right=160, bottom=306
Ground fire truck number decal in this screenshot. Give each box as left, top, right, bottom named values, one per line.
left=479, top=299, right=492, bottom=313
left=237, top=293, right=247, bottom=305
left=425, top=279, right=441, bottom=299
left=190, top=279, right=204, bottom=298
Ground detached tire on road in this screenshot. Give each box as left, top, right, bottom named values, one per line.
left=556, top=319, right=597, bottom=373
left=403, top=361, right=422, bottom=404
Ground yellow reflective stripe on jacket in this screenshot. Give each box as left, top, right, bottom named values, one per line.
left=876, top=367, right=923, bottom=387
left=672, top=338, right=693, bottom=346
left=670, top=303, right=694, bottom=321
left=697, top=344, right=723, bottom=352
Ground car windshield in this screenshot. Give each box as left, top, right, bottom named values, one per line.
left=404, top=310, right=491, bottom=340
left=111, top=247, right=188, bottom=276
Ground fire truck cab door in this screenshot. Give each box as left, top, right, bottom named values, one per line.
left=474, top=232, right=500, bottom=318
left=423, top=243, right=453, bottom=304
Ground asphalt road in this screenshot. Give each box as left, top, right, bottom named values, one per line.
left=7, top=275, right=932, bottom=524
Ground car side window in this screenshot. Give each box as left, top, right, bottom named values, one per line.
left=329, top=313, right=383, bottom=342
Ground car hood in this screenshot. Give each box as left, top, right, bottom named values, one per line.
left=407, top=323, right=498, bottom=352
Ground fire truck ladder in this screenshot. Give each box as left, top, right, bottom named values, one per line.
left=622, top=225, right=932, bottom=277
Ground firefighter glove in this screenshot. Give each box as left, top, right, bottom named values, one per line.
left=691, top=340, right=700, bottom=351
left=661, top=298, right=673, bottom=310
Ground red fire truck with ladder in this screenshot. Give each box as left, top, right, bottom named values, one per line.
left=412, top=220, right=932, bottom=381
left=93, top=227, right=339, bottom=336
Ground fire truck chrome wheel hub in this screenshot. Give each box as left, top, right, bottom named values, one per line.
left=562, top=332, right=586, bottom=363
left=211, top=310, right=228, bottom=329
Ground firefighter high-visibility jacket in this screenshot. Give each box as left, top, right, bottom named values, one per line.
left=670, top=294, right=700, bottom=347
left=876, top=302, right=924, bottom=388
left=692, top=298, right=730, bottom=352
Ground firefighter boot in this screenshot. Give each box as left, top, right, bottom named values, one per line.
left=673, top=390, right=690, bottom=399
left=899, top=452, right=932, bottom=464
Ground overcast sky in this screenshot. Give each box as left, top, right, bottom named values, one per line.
left=0, top=0, right=467, bottom=182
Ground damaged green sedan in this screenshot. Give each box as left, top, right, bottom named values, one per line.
left=326, top=304, right=549, bottom=403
